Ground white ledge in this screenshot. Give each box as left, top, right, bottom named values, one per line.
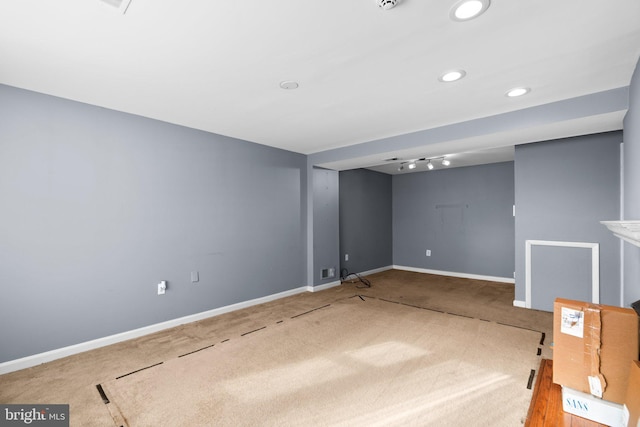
left=601, top=220, right=640, bottom=247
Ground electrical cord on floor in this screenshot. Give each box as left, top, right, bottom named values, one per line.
left=340, top=268, right=371, bottom=289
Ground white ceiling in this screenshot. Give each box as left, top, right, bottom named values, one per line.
left=366, top=146, right=516, bottom=175
left=1, top=0, right=639, bottom=173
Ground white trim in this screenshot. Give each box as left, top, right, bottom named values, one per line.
left=307, top=266, right=394, bottom=292
left=513, top=300, right=526, bottom=308
left=601, top=221, right=640, bottom=248
left=392, top=265, right=515, bottom=284
left=525, top=240, right=600, bottom=309
left=0, top=285, right=309, bottom=375
left=307, top=280, right=341, bottom=292
left=355, top=265, right=393, bottom=277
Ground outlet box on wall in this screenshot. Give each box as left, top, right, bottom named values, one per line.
left=321, top=268, right=335, bottom=279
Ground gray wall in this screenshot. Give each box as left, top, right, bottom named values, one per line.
left=0, top=84, right=307, bottom=362
left=339, top=169, right=392, bottom=275
left=514, top=132, right=621, bottom=311
left=312, top=167, right=340, bottom=285
left=392, top=162, right=515, bottom=279
left=623, top=57, right=640, bottom=306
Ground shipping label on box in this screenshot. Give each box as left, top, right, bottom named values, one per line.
left=561, top=307, right=585, bottom=338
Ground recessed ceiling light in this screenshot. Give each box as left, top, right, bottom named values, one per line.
left=279, top=81, right=299, bottom=90
left=506, top=87, right=530, bottom=97
left=450, top=0, right=490, bottom=21
left=439, top=70, right=466, bottom=83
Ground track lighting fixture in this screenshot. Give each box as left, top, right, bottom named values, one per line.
left=394, top=156, right=451, bottom=172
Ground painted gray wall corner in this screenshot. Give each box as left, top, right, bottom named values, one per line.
left=312, top=167, right=340, bottom=285
left=392, top=162, right=515, bottom=279
left=339, top=169, right=392, bottom=275
left=0, top=84, right=307, bottom=362
left=514, top=131, right=621, bottom=311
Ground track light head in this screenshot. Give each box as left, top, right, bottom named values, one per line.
left=427, top=161, right=434, bottom=170
left=442, top=158, right=451, bottom=166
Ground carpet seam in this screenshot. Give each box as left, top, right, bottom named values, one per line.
left=372, top=296, right=546, bottom=335
left=240, top=326, right=267, bottom=337
left=115, top=362, right=164, bottom=380
left=290, top=303, right=332, bottom=319
left=178, top=343, right=215, bottom=358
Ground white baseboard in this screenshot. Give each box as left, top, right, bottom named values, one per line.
left=513, top=300, right=527, bottom=308
left=307, top=265, right=394, bottom=292
left=355, top=265, right=393, bottom=277
left=339, top=265, right=394, bottom=279
left=0, top=285, right=310, bottom=375
left=392, top=265, right=515, bottom=284
left=0, top=266, right=514, bottom=374
left=307, top=280, right=341, bottom=292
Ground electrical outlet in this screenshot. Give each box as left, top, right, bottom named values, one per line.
left=158, top=281, right=167, bottom=295
left=426, top=249, right=431, bottom=257
left=345, top=254, right=349, bottom=261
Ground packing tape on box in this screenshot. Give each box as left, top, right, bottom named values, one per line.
left=584, top=307, right=606, bottom=398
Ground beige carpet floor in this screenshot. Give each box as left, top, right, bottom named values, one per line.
left=0, top=270, right=554, bottom=426
left=102, top=296, right=542, bottom=426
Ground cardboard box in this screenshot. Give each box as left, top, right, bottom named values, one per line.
left=562, top=386, right=625, bottom=427
left=553, top=298, right=639, bottom=404
left=624, top=361, right=640, bottom=427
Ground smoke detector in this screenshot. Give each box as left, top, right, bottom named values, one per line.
left=377, top=0, right=398, bottom=10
